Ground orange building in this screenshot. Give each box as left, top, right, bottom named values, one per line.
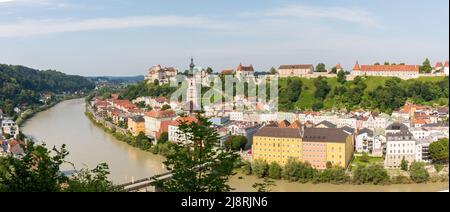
left=128, top=116, right=145, bottom=136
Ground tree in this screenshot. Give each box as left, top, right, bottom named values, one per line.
left=326, top=161, right=333, bottom=169
left=268, top=162, right=282, bottom=179
left=314, top=77, right=330, bottom=100
left=384, top=62, right=390, bottom=65
left=154, top=79, right=160, bottom=86
left=360, top=152, right=370, bottom=163
left=161, top=104, right=171, bottom=111
left=374, top=62, right=381, bottom=65
left=206, top=67, right=214, bottom=74
left=400, top=157, right=409, bottom=171
left=330, top=67, right=338, bottom=74
left=269, top=67, right=277, bottom=75
left=315, top=63, right=327, bottom=72
left=152, top=114, right=239, bottom=192
left=252, top=159, right=269, bottom=178
left=409, top=162, right=429, bottom=183
left=429, top=138, right=449, bottom=164
left=353, top=164, right=389, bottom=185
left=337, top=70, right=347, bottom=84
left=420, top=58, right=432, bottom=73
left=0, top=143, right=119, bottom=192
left=252, top=178, right=276, bottom=192
left=241, top=160, right=252, bottom=175
left=158, top=132, right=169, bottom=144
left=225, top=136, right=248, bottom=151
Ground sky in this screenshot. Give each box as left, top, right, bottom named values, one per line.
left=0, top=0, right=448, bottom=76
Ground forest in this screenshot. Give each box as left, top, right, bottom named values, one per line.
left=0, top=64, right=95, bottom=115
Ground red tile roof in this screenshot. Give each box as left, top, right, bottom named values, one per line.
left=236, top=63, right=254, bottom=72
left=155, top=97, right=168, bottom=103
left=353, top=61, right=361, bottom=71
left=278, top=120, right=291, bottom=128
left=336, top=63, right=343, bottom=70
left=359, top=64, right=419, bottom=72
left=169, top=116, right=198, bottom=126
left=435, top=62, right=444, bottom=68
left=445, top=61, right=449, bottom=68
left=145, top=110, right=176, bottom=119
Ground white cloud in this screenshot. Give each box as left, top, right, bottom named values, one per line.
left=0, top=0, right=15, bottom=3
left=264, top=4, right=382, bottom=28
left=0, top=15, right=240, bottom=37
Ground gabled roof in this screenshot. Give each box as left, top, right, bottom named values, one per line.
left=358, top=128, right=374, bottom=137
left=236, top=63, right=254, bottom=72
left=278, top=120, right=291, bottom=128
left=254, top=126, right=302, bottom=139
left=315, top=121, right=337, bottom=128
left=353, top=61, right=361, bottom=71
left=303, top=128, right=349, bottom=143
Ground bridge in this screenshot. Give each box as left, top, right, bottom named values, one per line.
left=119, top=163, right=210, bottom=192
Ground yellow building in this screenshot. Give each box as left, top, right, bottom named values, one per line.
left=128, top=116, right=145, bottom=136
left=252, top=126, right=302, bottom=165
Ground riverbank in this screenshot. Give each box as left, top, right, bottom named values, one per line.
left=17, top=94, right=87, bottom=127
left=229, top=172, right=449, bottom=192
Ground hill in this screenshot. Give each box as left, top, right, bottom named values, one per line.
left=0, top=64, right=95, bottom=115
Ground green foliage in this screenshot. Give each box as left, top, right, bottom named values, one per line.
left=337, top=70, right=347, bottom=84
left=278, top=78, right=303, bottom=111
left=409, top=162, right=430, bottom=183
left=252, top=159, right=269, bottom=178
left=353, top=164, right=390, bottom=185
left=225, top=136, right=248, bottom=151
left=429, top=138, right=449, bottom=164
left=268, top=162, right=282, bottom=179
left=241, top=160, right=252, bottom=175
left=360, top=153, right=370, bottom=163
left=0, top=143, right=119, bottom=192
left=281, top=158, right=316, bottom=183
left=315, top=63, right=327, bottom=72
left=120, top=80, right=176, bottom=101
left=252, top=178, right=276, bottom=192
left=313, top=167, right=350, bottom=184
left=158, top=132, right=169, bottom=144
left=161, top=104, right=171, bottom=111
left=152, top=115, right=239, bottom=192
left=400, top=157, right=409, bottom=171
left=206, top=67, right=214, bottom=74
left=0, top=64, right=94, bottom=116
left=314, top=76, right=330, bottom=100
left=269, top=67, right=277, bottom=75
left=420, top=58, right=432, bottom=74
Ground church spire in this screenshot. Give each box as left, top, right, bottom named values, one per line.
left=189, top=57, right=195, bottom=71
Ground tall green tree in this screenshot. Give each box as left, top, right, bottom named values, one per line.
left=269, top=67, right=278, bottom=75
left=420, top=58, right=432, bottom=73
left=400, top=157, right=409, bottom=171
left=429, top=138, right=449, bottom=164
left=152, top=115, right=239, bottom=192
left=315, top=63, right=327, bottom=72
left=337, top=70, right=347, bottom=84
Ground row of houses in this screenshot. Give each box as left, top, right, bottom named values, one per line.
left=0, top=109, right=24, bottom=158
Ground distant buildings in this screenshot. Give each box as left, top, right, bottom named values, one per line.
left=277, top=64, right=314, bottom=78
left=352, top=62, right=420, bottom=79
left=168, top=116, right=198, bottom=144
left=128, top=116, right=145, bottom=136
left=385, top=123, right=421, bottom=168
left=1, top=118, right=19, bottom=139
left=144, top=110, right=176, bottom=139
left=235, top=63, right=255, bottom=78
left=145, top=65, right=177, bottom=84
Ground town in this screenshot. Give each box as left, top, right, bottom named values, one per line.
left=84, top=58, right=449, bottom=179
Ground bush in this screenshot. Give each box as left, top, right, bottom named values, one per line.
left=391, top=175, right=412, bottom=184
left=409, top=162, right=430, bottom=183
left=251, top=159, right=269, bottom=178
left=282, top=159, right=316, bottom=182
left=429, top=138, right=449, bottom=164
left=360, top=153, right=370, bottom=163
left=268, top=162, right=282, bottom=179
left=400, top=157, right=409, bottom=171
left=314, top=167, right=350, bottom=184
left=353, top=164, right=390, bottom=185
left=241, top=161, right=252, bottom=175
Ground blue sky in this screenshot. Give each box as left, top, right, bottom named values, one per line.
left=0, top=0, right=448, bottom=76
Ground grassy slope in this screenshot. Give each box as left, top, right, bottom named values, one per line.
left=282, top=76, right=447, bottom=111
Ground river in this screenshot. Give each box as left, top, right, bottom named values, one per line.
left=22, top=99, right=449, bottom=191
